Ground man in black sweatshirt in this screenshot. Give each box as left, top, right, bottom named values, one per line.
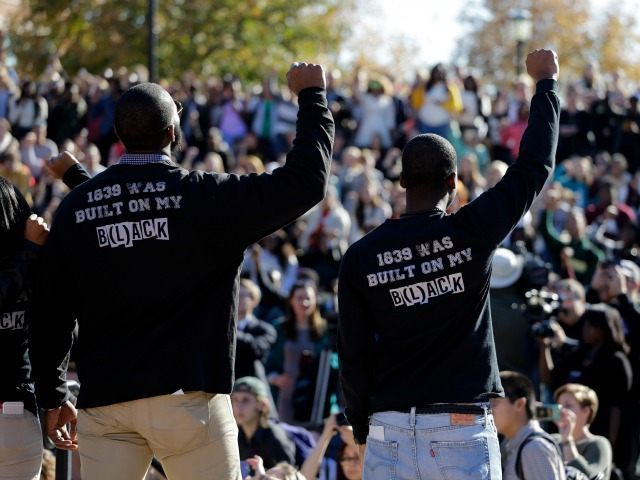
left=338, top=50, right=559, bottom=479
left=30, top=63, right=333, bottom=480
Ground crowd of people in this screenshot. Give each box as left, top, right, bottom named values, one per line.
left=1, top=43, right=640, bottom=480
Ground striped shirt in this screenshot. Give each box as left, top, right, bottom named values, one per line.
left=118, top=153, right=171, bottom=165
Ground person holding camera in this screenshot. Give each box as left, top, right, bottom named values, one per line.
left=492, top=371, right=566, bottom=480
left=338, top=49, right=559, bottom=479
left=539, top=304, right=632, bottom=473
left=553, top=383, right=613, bottom=480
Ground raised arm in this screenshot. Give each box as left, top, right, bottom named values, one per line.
left=457, top=49, right=560, bottom=247
left=212, top=63, right=335, bottom=246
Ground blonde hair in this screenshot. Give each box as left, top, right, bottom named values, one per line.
left=554, top=383, right=599, bottom=425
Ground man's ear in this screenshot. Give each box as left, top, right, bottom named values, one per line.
left=514, top=397, right=528, bottom=414
left=400, top=172, right=406, bottom=188
left=167, top=124, right=175, bottom=144
left=445, top=171, right=457, bottom=192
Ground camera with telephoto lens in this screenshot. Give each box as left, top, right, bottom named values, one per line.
left=523, top=289, right=560, bottom=338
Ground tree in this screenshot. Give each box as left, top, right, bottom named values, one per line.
left=8, top=0, right=355, bottom=80
left=456, top=0, right=640, bottom=85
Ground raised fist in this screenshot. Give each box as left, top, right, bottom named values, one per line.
left=526, top=49, right=559, bottom=83
left=287, top=62, right=326, bottom=96
left=45, top=151, right=80, bottom=180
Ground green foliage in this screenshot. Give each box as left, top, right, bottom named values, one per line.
left=457, top=0, right=640, bottom=84
left=9, top=0, right=354, bottom=80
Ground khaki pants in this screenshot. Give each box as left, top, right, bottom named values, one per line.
left=77, top=392, right=241, bottom=480
left=0, top=410, right=42, bottom=480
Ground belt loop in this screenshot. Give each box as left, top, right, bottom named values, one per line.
left=410, top=406, right=416, bottom=427
left=483, top=403, right=488, bottom=426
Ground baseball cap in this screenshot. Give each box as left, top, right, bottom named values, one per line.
left=233, top=376, right=269, bottom=398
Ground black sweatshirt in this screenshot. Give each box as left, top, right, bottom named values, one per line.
left=29, top=87, right=334, bottom=409
left=338, top=79, right=559, bottom=444
left=1, top=166, right=89, bottom=415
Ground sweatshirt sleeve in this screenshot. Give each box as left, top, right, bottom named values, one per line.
left=207, top=87, right=334, bottom=246
left=456, top=79, right=560, bottom=248
left=62, top=162, right=91, bottom=189
left=29, top=221, right=75, bottom=409
left=0, top=241, right=40, bottom=311
left=337, top=248, right=375, bottom=444
left=567, top=437, right=612, bottom=479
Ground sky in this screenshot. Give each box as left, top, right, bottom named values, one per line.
left=373, top=0, right=640, bottom=67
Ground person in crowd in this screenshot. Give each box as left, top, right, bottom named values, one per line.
left=0, top=140, right=34, bottom=205
left=338, top=49, right=560, bottom=479
left=300, top=414, right=360, bottom=480
left=540, top=202, right=604, bottom=285
left=352, top=75, right=395, bottom=150
left=232, top=377, right=296, bottom=470
left=492, top=371, right=566, bottom=479
left=235, top=279, right=278, bottom=382
left=244, top=456, right=303, bottom=480
left=29, top=63, right=333, bottom=480
left=554, top=383, right=613, bottom=480
left=416, top=63, right=460, bottom=139
left=540, top=304, right=632, bottom=465
left=9, top=81, right=48, bottom=140
left=267, top=281, right=331, bottom=424
left=0, top=178, right=50, bottom=480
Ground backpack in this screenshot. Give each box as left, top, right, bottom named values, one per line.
left=515, top=431, right=591, bottom=480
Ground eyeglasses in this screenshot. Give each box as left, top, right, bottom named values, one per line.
left=339, top=456, right=360, bottom=464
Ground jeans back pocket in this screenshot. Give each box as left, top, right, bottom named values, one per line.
left=431, top=438, right=490, bottom=480
left=364, top=437, right=398, bottom=480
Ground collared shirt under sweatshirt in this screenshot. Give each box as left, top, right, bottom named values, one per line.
left=338, top=79, right=559, bottom=444
left=29, top=87, right=334, bottom=409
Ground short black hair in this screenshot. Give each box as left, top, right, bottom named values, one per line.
left=500, top=370, right=536, bottom=419
left=0, top=176, right=31, bottom=252
left=401, top=134, right=457, bottom=189
left=114, top=82, right=174, bottom=152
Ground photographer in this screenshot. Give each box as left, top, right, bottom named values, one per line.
left=539, top=304, right=632, bottom=468
left=553, top=383, right=613, bottom=480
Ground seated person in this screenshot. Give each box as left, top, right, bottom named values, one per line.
left=492, top=371, right=566, bottom=479
left=232, top=377, right=296, bottom=470
left=554, top=383, right=613, bottom=480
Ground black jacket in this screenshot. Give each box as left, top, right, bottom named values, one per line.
left=338, top=79, right=559, bottom=443
left=0, top=165, right=89, bottom=414
left=30, top=87, right=334, bottom=409
left=235, top=315, right=278, bottom=379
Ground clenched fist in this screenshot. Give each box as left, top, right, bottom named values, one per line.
left=45, top=151, right=80, bottom=180
left=287, top=62, right=326, bottom=96
left=526, top=49, right=559, bottom=83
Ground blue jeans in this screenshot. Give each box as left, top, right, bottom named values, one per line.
left=364, top=404, right=502, bottom=480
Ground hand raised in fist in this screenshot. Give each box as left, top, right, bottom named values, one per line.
left=287, top=62, right=326, bottom=96
left=526, top=49, right=559, bottom=83
left=45, top=151, right=80, bottom=180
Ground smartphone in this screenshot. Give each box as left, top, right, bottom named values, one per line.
left=535, top=404, right=561, bottom=422
left=335, top=411, right=350, bottom=426
left=240, top=461, right=251, bottom=478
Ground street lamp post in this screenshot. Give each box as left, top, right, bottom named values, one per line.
left=148, top=0, right=158, bottom=83
left=509, top=9, right=532, bottom=77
